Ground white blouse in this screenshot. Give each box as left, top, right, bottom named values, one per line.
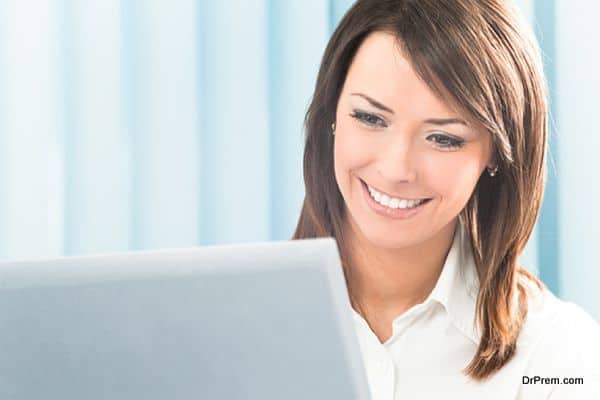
left=351, top=222, right=600, bottom=399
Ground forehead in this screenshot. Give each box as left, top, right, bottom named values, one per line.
left=343, top=31, right=458, bottom=118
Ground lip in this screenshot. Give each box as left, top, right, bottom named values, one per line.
left=359, top=178, right=432, bottom=220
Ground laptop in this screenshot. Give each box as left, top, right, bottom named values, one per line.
left=0, top=238, right=371, bottom=400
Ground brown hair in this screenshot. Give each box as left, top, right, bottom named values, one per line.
left=292, top=0, right=548, bottom=381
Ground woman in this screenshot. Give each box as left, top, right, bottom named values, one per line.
left=293, top=0, right=599, bottom=398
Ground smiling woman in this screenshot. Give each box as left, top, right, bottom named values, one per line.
left=293, top=0, right=599, bottom=399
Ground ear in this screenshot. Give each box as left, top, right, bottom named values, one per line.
left=486, top=140, right=498, bottom=169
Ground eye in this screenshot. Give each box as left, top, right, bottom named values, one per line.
left=349, top=110, right=387, bottom=128
left=427, top=133, right=465, bottom=149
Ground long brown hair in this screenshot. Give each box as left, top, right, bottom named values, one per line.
left=292, top=0, right=547, bottom=381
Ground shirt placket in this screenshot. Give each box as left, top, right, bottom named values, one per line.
left=374, top=348, right=395, bottom=400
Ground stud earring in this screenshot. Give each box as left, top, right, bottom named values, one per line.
left=487, top=165, right=499, bottom=177
left=331, top=122, right=336, bottom=135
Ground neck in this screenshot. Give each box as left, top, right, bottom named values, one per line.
left=345, top=218, right=457, bottom=321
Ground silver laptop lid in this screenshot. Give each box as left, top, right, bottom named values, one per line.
left=0, top=238, right=371, bottom=400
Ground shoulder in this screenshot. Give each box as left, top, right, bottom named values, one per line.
left=517, top=274, right=598, bottom=340
left=521, top=284, right=599, bottom=357
left=536, top=290, right=598, bottom=353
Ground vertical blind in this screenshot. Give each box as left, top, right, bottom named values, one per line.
left=0, top=0, right=597, bottom=320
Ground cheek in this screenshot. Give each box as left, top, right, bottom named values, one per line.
left=333, top=130, right=380, bottom=216
left=422, top=153, right=483, bottom=203
left=334, top=129, right=373, bottom=183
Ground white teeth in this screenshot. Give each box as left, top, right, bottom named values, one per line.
left=367, top=184, right=427, bottom=209
left=380, top=195, right=390, bottom=207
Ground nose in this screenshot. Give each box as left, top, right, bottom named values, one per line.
left=376, top=135, right=418, bottom=183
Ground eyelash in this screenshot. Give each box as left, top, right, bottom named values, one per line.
left=349, top=110, right=466, bottom=150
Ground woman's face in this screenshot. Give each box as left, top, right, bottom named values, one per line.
left=333, top=31, right=493, bottom=250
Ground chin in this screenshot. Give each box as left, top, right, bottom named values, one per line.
left=361, top=226, right=426, bottom=250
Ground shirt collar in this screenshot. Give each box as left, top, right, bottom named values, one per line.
left=350, top=220, right=482, bottom=345
left=427, top=219, right=481, bottom=344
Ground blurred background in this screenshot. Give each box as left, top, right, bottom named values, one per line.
left=0, top=0, right=597, bottom=320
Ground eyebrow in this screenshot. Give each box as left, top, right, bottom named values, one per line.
left=349, top=92, right=468, bottom=126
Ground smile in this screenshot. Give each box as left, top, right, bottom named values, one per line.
left=360, top=178, right=432, bottom=219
